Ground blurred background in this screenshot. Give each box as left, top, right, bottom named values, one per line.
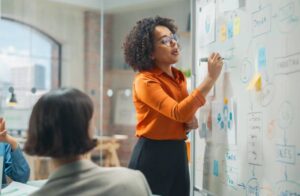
left=0, top=0, right=191, bottom=180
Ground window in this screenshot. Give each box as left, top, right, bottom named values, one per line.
left=0, top=17, right=61, bottom=133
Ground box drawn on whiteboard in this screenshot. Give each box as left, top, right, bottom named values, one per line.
left=247, top=112, right=263, bottom=165
left=197, top=2, right=216, bottom=46
left=252, top=5, right=272, bottom=37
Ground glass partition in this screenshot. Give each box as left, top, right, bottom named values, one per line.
left=0, top=2, right=61, bottom=136
left=0, top=0, right=191, bottom=180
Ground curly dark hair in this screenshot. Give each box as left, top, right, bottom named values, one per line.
left=123, top=16, right=178, bottom=72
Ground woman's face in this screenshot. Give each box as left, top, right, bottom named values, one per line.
left=152, top=25, right=180, bottom=66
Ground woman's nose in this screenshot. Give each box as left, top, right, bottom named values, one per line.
left=170, top=39, right=177, bottom=47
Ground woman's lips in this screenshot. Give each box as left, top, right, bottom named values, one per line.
left=171, top=49, right=179, bottom=56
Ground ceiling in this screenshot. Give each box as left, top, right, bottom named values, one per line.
left=49, top=0, right=186, bottom=13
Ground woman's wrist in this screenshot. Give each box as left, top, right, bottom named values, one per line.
left=197, top=76, right=216, bottom=97
left=206, top=74, right=217, bottom=83
left=6, top=135, right=18, bottom=150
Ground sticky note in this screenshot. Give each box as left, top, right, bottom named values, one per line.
left=234, top=17, right=240, bottom=36
left=213, top=160, right=219, bottom=176
left=247, top=73, right=262, bottom=91
left=227, top=21, right=234, bottom=39
left=220, top=24, right=227, bottom=42
left=224, top=98, right=228, bottom=104
left=205, top=16, right=211, bottom=34
left=258, top=47, right=266, bottom=69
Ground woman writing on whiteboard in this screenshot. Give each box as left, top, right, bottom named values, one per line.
left=123, top=16, right=223, bottom=196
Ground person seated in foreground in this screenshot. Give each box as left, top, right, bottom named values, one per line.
left=0, top=117, right=30, bottom=186
left=24, top=88, right=152, bottom=196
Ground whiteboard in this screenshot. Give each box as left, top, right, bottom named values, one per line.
left=192, top=0, right=300, bottom=195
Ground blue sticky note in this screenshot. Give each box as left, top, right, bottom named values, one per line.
left=213, top=160, right=219, bottom=176
left=258, top=47, right=266, bottom=69
left=227, top=21, right=233, bottom=39
left=205, top=17, right=211, bottom=34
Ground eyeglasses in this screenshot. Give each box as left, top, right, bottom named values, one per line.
left=159, top=34, right=178, bottom=46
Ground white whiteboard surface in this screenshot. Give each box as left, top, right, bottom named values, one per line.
left=192, top=0, right=300, bottom=195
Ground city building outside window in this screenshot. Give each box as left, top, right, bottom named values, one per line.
left=0, top=17, right=61, bottom=136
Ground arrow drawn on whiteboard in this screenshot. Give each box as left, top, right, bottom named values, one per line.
left=283, top=129, right=287, bottom=145
left=237, top=183, right=246, bottom=189
left=251, top=165, right=256, bottom=177
left=284, top=165, right=288, bottom=181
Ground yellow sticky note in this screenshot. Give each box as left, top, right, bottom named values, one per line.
left=247, top=73, right=262, bottom=91
left=234, top=17, right=240, bottom=36
left=220, top=24, right=227, bottom=42
left=224, top=98, right=228, bottom=104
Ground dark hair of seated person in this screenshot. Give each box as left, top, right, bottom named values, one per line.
left=24, top=88, right=97, bottom=158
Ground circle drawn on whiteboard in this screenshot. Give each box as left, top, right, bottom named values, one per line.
left=258, top=83, right=275, bottom=107
left=278, top=101, right=293, bottom=129
left=240, top=58, right=252, bottom=83
left=246, top=178, right=260, bottom=196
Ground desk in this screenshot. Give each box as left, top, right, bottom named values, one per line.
left=88, top=135, right=128, bottom=167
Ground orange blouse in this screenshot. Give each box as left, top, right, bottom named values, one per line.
left=133, top=66, right=206, bottom=140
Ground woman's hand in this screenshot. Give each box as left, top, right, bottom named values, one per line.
left=0, top=117, right=18, bottom=150
left=184, top=116, right=199, bottom=133
left=207, top=52, right=223, bottom=81
left=0, top=117, right=8, bottom=142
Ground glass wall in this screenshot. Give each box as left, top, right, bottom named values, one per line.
left=0, top=0, right=191, bottom=179
left=0, top=17, right=61, bottom=134
left=0, top=0, right=90, bottom=179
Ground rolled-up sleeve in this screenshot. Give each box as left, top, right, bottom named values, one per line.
left=135, top=77, right=206, bottom=122
left=5, top=144, right=30, bottom=183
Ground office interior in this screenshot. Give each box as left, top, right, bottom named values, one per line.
left=0, top=0, right=191, bottom=180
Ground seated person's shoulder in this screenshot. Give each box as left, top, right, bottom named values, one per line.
left=101, top=167, right=144, bottom=180
left=98, top=167, right=151, bottom=195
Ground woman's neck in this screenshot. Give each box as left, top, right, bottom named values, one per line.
left=157, top=64, right=173, bottom=78
left=52, top=155, right=84, bottom=170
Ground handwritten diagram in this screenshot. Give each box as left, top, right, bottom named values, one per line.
left=194, top=0, right=300, bottom=195
left=247, top=112, right=263, bottom=165
left=197, top=2, right=216, bottom=46
left=213, top=99, right=237, bottom=145
left=275, top=52, right=300, bottom=75
left=274, top=0, right=300, bottom=33
left=252, top=5, right=271, bottom=37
